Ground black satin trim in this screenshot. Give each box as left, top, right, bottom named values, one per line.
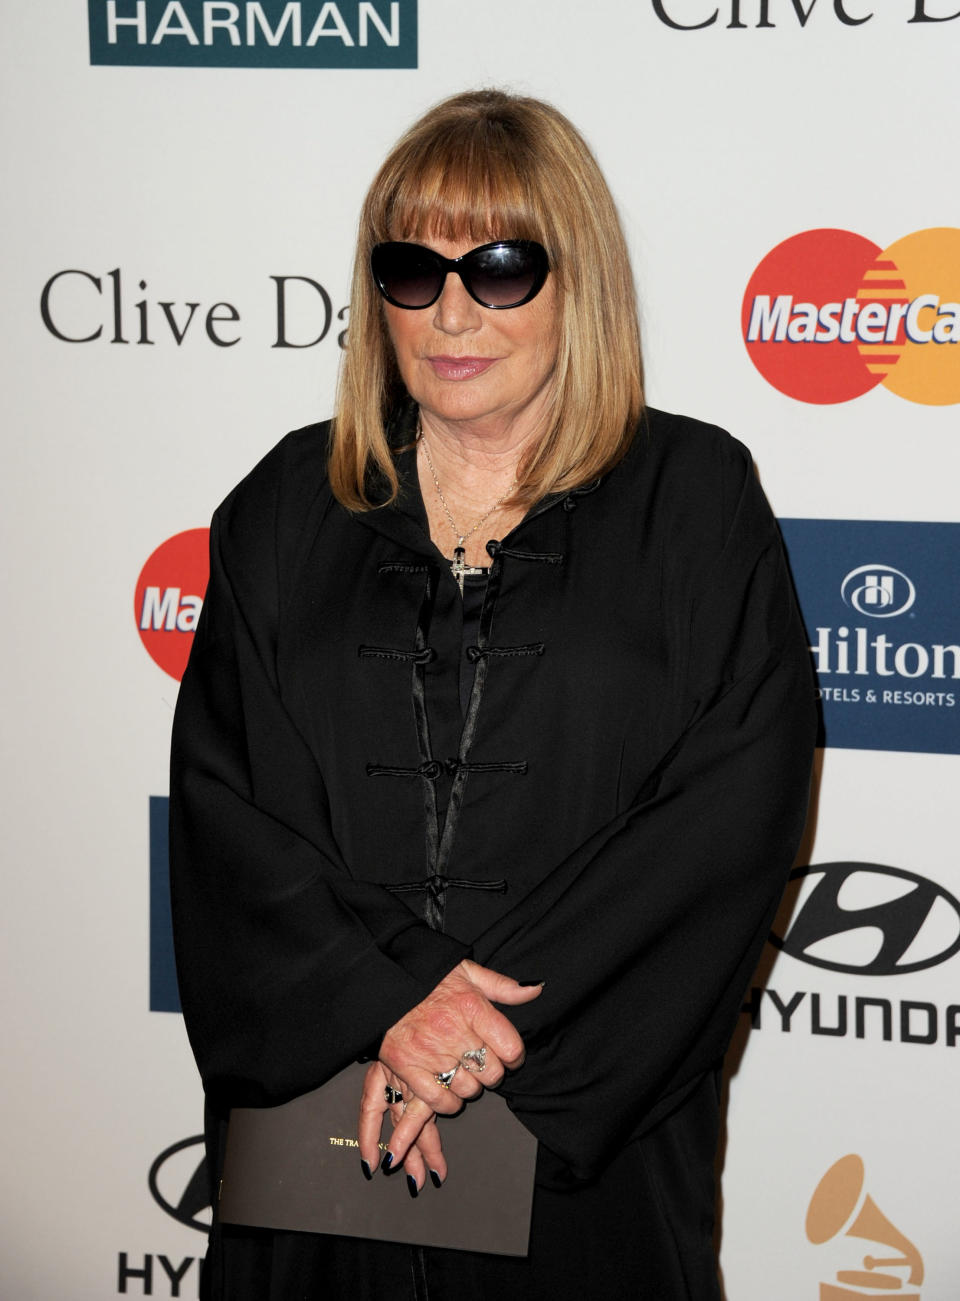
left=410, top=566, right=443, bottom=929
left=361, top=504, right=557, bottom=932
left=436, top=546, right=520, bottom=882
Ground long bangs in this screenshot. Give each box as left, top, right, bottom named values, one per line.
left=372, top=130, right=548, bottom=250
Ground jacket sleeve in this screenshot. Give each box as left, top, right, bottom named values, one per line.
left=169, top=471, right=469, bottom=1108
left=472, top=458, right=817, bottom=1182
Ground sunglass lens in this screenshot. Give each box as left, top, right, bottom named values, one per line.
left=373, top=245, right=441, bottom=308
left=468, top=244, right=541, bottom=307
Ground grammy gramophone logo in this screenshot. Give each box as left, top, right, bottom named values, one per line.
left=806, top=1155, right=924, bottom=1299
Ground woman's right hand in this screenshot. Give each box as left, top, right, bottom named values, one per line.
left=357, top=959, right=543, bottom=1184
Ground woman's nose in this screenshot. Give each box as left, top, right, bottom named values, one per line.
left=431, top=272, right=482, bottom=334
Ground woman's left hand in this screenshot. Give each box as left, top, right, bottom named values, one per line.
left=357, top=960, right=541, bottom=1185
left=358, top=1060, right=447, bottom=1191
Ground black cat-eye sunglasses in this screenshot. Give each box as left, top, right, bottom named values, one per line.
left=371, top=240, right=550, bottom=310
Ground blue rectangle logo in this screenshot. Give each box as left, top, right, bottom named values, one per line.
left=149, top=795, right=181, bottom=1012
left=89, top=1, right=417, bottom=68
left=780, top=519, right=960, bottom=755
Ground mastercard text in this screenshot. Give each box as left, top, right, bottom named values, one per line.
left=746, top=293, right=960, bottom=345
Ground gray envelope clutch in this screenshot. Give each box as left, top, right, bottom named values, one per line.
left=218, top=1062, right=537, bottom=1256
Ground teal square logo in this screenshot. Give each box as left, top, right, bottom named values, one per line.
left=89, top=1, right=418, bottom=69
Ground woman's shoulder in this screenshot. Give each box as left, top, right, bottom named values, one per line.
left=614, top=407, right=773, bottom=556
left=211, top=421, right=334, bottom=584
left=213, top=419, right=331, bottom=534
left=219, top=420, right=331, bottom=517
left=636, top=406, right=752, bottom=479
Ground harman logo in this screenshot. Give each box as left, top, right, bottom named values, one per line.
left=771, top=863, right=960, bottom=976
left=148, top=1137, right=211, bottom=1232
left=840, top=565, right=916, bottom=619
left=780, top=519, right=960, bottom=755
left=89, top=1, right=417, bottom=68
left=135, top=529, right=209, bottom=682
left=807, top=1155, right=924, bottom=1298
left=743, top=228, right=960, bottom=405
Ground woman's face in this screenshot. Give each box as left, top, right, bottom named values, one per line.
left=383, top=235, right=561, bottom=441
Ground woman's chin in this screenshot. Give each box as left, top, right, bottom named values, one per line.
left=416, top=394, right=506, bottom=430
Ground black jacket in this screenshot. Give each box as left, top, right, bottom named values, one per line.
left=169, top=406, right=816, bottom=1188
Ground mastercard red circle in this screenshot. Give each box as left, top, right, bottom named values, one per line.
left=742, top=229, right=885, bottom=404
left=134, top=529, right=210, bottom=681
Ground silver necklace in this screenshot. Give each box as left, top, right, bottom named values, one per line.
left=419, top=434, right=515, bottom=594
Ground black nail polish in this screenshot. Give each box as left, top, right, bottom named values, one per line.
left=406, top=1175, right=419, bottom=1199
left=518, top=980, right=545, bottom=987
left=360, top=1159, right=373, bottom=1182
left=429, top=1169, right=443, bottom=1189
left=381, top=1152, right=394, bottom=1173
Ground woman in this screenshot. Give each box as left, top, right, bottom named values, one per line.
left=170, top=89, right=816, bottom=1299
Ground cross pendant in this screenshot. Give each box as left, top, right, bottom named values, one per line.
left=450, top=545, right=483, bottom=595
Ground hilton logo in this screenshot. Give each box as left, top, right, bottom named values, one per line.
left=779, top=518, right=960, bottom=755
left=840, top=566, right=916, bottom=619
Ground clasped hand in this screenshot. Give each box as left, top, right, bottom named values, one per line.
left=357, top=959, right=542, bottom=1191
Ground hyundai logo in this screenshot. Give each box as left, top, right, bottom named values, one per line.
left=148, top=1136, right=211, bottom=1232
left=771, top=862, right=960, bottom=975
left=840, top=564, right=915, bottom=618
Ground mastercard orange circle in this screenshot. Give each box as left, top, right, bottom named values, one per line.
left=875, top=228, right=960, bottom=406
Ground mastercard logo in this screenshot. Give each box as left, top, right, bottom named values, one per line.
left=134, top=528, right=209, bottom=681
left=742, top=227, right=960, bottom=405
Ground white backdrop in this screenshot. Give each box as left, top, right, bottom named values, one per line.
left=3, top=3, right=959, bottom=1297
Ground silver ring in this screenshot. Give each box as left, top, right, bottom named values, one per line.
left=434, top=1065, right=459, bottom=1090
left=384, top=1085, right=403, bottom=1105
left=461, top=1045, right=487, bottom=1073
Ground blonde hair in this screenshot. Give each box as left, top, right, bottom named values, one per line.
left=331, top=89, right=643, bottom=510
